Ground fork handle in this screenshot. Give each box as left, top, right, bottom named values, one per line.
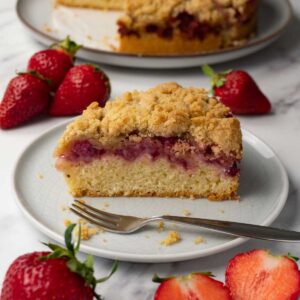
left=161, top=216, right=300, bottom=242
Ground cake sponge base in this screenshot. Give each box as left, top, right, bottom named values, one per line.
left=57, top=156, right=239, bottom=200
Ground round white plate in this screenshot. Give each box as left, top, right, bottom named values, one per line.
left=16, top=0, right=292, bottom=69
left=13, top=123, right=288, bottom=263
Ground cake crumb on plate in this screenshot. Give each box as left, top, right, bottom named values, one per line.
left=74, top=219, right=100, bottom=240
left=194, top=236, right=205, bottom=245
left=182, top=209, right=191, bottom=216
left=64, top=219, right=71, bottom=227
left=160, top=231, right=181, bottom=246
left=157, top=221, right=165, bottom=232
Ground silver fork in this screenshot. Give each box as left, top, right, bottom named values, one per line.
left=70, top=199, right=300, bottom=242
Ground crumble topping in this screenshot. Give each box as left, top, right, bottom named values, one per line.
left=120, top=0, right=256, bottom=30
left=161, top=230, right=181, bottom=246
left=55, top=82, right=242, bottom=159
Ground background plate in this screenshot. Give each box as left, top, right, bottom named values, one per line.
left=12, top=123, right=289, bottom=263
left=16, top=0, right=292, bottom=68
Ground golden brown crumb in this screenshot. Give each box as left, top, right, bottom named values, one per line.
left=182, top=209, right=191, bottom=216
left=43, top=23, right=53, bottom=33
left=61, top=204, right=70, bottom=212
left=219, top=208, right=225, bottom=214
left=77, top=199, right=86, bottom=204
left=103, top=202, right=110, bottom=208
left=64, top=219, right=72, bottom=227
left=157, top=221, right=165, bottom=233
left=74, top=219, right=100, bottom=240
left=37, top=173, right=44, bottom=180
left=160, top=231, right=181, bottom=246
left=194, top=236, right=205, bottom=245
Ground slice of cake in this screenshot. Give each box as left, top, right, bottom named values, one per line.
left=117, top=0, right=259, bottom=55
left=55, top=0, right=124, bottom=10
left=54, top=82, right=242, bottom=200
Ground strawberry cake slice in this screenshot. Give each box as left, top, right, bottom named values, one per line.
left=54, top=82, right=242, bottom=200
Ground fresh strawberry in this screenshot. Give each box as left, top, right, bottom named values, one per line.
left=50, top=64, right=110, bottom=116
left=0, top=71, right=50, bottom=129
left=202, top=65, right=271, bottom=115
left=153, top=272, right=231, bottom=300
left=0, top=224, right=117, bottom=300
left=225, top=249, right=300, bottom=300
left=27, top=36, right=81, bottom=90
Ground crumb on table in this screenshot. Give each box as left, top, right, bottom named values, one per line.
left=160, top=231, right=181, bottom=246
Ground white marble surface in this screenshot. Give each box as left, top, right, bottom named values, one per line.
left=0, top=0, right=300, bottom=298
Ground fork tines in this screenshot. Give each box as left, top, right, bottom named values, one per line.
left=70, top=199, right=120, bottom=231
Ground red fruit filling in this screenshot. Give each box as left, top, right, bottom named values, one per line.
left=60, top=137, right=240, bottom=176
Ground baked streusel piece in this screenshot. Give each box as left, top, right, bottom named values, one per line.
left=54, top=82, right=242, bottom=200
left=118, top=0, right=259, bottom=55
left=55, top=0, right=124, bottom=10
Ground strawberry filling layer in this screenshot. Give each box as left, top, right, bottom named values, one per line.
left=60, top=138, right=240, bottom=177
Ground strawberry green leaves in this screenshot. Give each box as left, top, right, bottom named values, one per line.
left=41, top=224, right=118, bottom=300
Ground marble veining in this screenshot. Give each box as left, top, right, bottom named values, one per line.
left=0, top=0, right=300, bottom=299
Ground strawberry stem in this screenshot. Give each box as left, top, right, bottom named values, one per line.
left=18, top=70, right=52, bottom=86
left=201, top=64, right=232, bottom=95
left=286, top=253, right=299, bottom=262
left=40, top=224, right=118, bottom=299
left=52, top=36, right=82, bottom=57
left=152, top=274, right=175, bottom=283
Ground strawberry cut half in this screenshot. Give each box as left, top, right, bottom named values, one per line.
left=153, top=273, right=231, bottom=300
left=225, top=249, right=300, bottom=300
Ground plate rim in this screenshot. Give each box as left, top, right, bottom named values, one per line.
left=16, top=0, right=293, bottom=60
left=11, top=121, right=289, bottom=263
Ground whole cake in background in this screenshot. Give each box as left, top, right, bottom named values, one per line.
left=54, top=82, right=243, bottom=200
left=55, top=0, right=259, bottom=55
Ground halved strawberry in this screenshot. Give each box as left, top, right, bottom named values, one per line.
left=153, top=273, right=231, bottom=300
left=226, top=249, right=300, bottom=300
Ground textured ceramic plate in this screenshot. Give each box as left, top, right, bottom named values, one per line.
left=13, top=122, right=288, bottom=263
left=16, top=0, right=292, bottom=68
